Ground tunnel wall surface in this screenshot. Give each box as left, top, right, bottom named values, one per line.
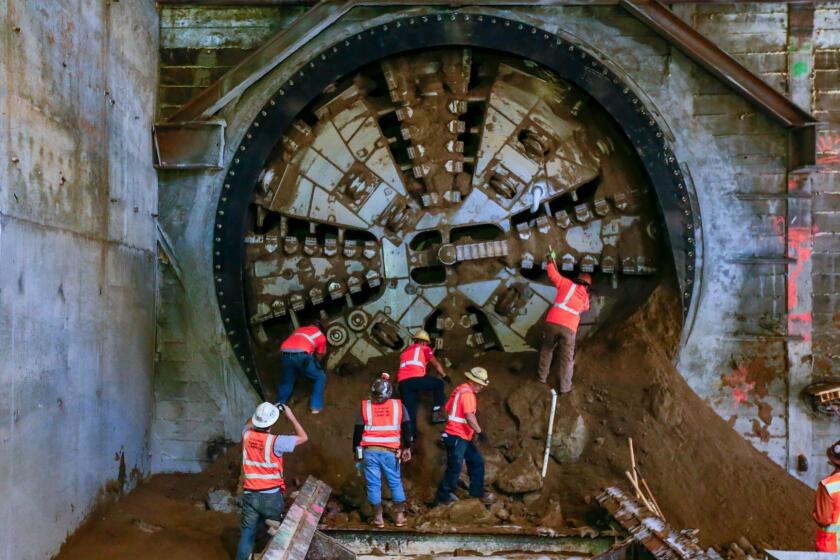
left=153, top=3, right=840, bottom=487
left=0, top=1, right=159, bottom=558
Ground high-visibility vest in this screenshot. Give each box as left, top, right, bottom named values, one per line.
left=242, top=429, right=285, bottom=492
left=444, top=383, right=476, bottom=440
left=360, top=399, right=403, bottom=449
left=816, top=472, right=840, bottom=552
left=545, top=278, right=588, bottom=332
left=280, top=325, right=325, bottom=354
left=397, top=343, right=429, bottom=382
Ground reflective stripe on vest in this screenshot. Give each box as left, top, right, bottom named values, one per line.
left=448, top=387, right=469, bottom=424
left=241, top=430, right=284, bottom=490
left=361, top=399, right=402, bottom=446
left=553, top=283, right=580, bottom=316
left=399, top=346, right=425, bottom=369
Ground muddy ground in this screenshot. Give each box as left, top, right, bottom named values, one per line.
left=57, top=281, right=815, bottom=559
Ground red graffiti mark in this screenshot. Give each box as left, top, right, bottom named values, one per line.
left=788, top=225, right=814, bottom=340
left=768, top=211, right=814, bottom=340
left=722, top=364, right=756, bottom=409
left=817, top=130, right=840, bottom=165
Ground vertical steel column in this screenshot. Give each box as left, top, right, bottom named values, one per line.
left=785, top=3, right=815, bottom=484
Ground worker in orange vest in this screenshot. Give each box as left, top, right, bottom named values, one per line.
left=538, top=250, right=591, bottom=393
left=236, top=402, right=308, bottom=560
left=277, top=321, right=328, bottom=413
left=397, top=329, right=448, bottom=435
left=814, top=440, right=840, bottom=552
left=435, top=367, right=496, bottom=506
left=352, top=373, right=413, bottom=528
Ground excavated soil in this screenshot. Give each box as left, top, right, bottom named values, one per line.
left=57, top=280, right=815, bottom=559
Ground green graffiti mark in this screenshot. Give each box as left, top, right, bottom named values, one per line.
left=792, top=61, right=810, bottom=77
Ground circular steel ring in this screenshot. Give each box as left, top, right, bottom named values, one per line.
left=212, top=12, right=699, bottom=395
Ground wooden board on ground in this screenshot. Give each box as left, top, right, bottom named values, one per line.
left=258, top=476, right=334, bottom=560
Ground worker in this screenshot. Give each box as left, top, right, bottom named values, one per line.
left=813, top=440, right=840, bottom=552
left=276, top=320, right=328, bottom=414
left=397, top=329, right=448, bottom=434
left=537, top=250, right=591, bottom=394
left=236, top=402, right=308, bottom=560
left=434, top=367, right=495, bottom=506
left=353, top=373, right=413, bottom=528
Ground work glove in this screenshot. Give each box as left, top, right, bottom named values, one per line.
left=400, top=449, right=412, bottom=463
left=440, top=374, right=453, bottom=384
left=549, top=249, right=557, bottom=262
left=476, top=432, right=489, bottom=445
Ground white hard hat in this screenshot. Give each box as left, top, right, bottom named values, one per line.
left=252, top=402, right=280, bottom=429
left=464, top=366, right=490, bottom=386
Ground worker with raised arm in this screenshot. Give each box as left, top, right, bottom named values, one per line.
left=538, top=249, right=591, bottom=394
left=397, top=329, right=448, bottom=434
left=435, top=367, right=496, bottom=506
left=236, top=403, right=308, bottom=560
left=353, top=373, right=413, bottom=528
left=814, top=440, right=840, bottom=552
left=277, top=320, right=328, bottom=414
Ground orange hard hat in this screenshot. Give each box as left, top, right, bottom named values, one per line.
left=577, top=273, right=593, bottom=286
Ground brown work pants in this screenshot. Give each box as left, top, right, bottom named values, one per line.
left=537, top=323, right=576, bottom=393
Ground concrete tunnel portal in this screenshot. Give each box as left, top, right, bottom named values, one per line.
left=210, top=15, right=701, bottom=395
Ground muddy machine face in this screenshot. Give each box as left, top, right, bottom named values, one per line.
left=238, top=47, right=663, bottom=382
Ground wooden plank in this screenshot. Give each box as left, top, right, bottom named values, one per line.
left=259, top=476, right=332, bottom=560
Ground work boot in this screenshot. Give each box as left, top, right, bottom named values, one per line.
left=437, top=492, right=459, bottom=506
left=480, top=491, right=497, bottom=505
left=372, top=504, right=385, bottom=528
left=431, top=406, right=447, bottom=424
left=393, top=502, right=407, bottom=527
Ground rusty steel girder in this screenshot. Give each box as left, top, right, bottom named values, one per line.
left=212, top=13, right=699, bottom=394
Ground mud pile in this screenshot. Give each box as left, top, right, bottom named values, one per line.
left=57, top=281, right=815, bottom=559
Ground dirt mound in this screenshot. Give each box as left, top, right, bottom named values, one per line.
left=57, top=280, right=815, bottom=559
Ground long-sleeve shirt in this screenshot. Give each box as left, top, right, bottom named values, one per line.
left=814, top=469, right=840, bottom=526
left=352, top=403, right=413, bottom=450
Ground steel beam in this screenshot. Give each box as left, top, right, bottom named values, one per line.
left=159, top=0, right=820, bottom=5
left=620, top=0, right=817, bottom=130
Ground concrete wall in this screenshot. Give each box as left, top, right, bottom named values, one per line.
left=0, top=1, right=159, bottom=558
left=152, top=3, right=840, bottom=486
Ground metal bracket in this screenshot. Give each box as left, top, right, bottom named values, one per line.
left=153, top=120, right=226, bottom=170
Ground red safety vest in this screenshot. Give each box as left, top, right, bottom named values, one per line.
left=816, top=472, right=840, bottom=552
left=545, top=277, right=589, bottom=332
left=241, top=429, right=285, bottom=492
left=397, top=343, right=429, bottom=382
left=360, top=399, right=403, bottom=449
left=280, top=325, right=325, bottom=354
left=444, top=383, right=477, bottom=441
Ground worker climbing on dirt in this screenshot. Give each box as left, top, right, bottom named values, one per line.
left=397, top=329, right=448, bottom=434
left=435, top=367, right=496, bottom=506
left=276, top=320, right=327, bottom=414
left=236, top=402, right=308, bottom=560
left=813, top=439, right=840, bottom=552
left=353, top=372, right=413, bottom=528
left=538, top=249, right=591, bottom=394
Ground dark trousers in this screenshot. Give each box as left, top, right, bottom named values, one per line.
left=277, top=351, right=326, bottom=411
left=399, top=376, right=446, bottom=436
left=538, top=323, right=577, bottom=393
left=435, top=434, right=484, bottom=503
left=236, top=491, right=284, bottom=560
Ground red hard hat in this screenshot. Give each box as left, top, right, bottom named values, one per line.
left=577, top=273, right=592, bottom=286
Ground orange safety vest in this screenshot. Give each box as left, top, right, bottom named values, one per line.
left=444, top=383, right=476, bottom=441
left=360, top=399, right=403, bottom=449
left=816, top=472, right=840, bottom=552
left=280, top=325, right=325, bottom=354
left=397, top=343, right=429, bottom=382
left=242, top=429, right=285, bottom=492
left=545, top=278, right=588, bottom=332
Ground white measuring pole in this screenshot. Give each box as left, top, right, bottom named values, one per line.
left=541, top=389, right=558, bottom=478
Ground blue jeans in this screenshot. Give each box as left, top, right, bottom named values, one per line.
left=399, top=376, right=446, bottom=436
left=363, top=449, right=406, bottom=506
left=277, top=352, right=326, bottom=411
left=236, top=491, right=284, bottom=560
left=435, top=434, right=484, bottom=503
